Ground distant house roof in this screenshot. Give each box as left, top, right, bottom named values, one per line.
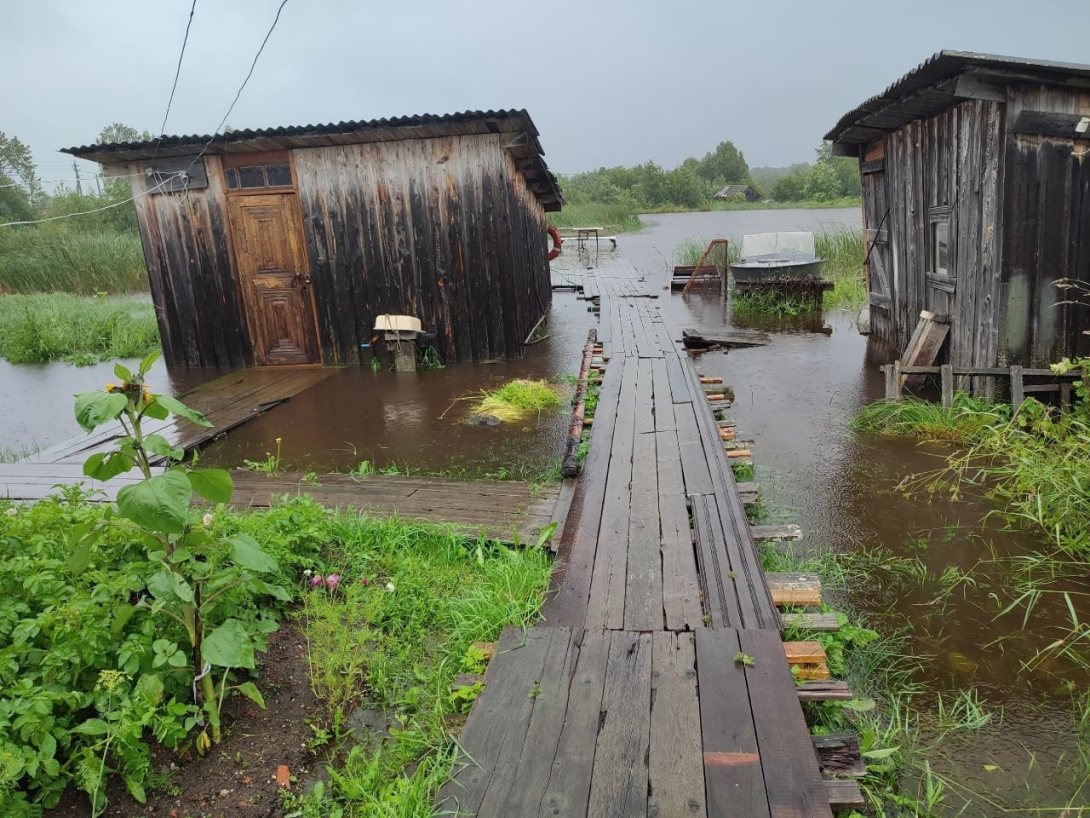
left=713, top=184, right=757, bottom=199
left=62, top=109, right=562, bottom=210
left=825, top=50, right=1090, bottom=151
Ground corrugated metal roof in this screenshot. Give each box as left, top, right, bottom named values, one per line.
left=61, top=109, right=562, bottom=208
left=825, top=50, right=1090, bottom=147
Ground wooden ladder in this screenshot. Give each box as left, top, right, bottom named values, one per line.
left=681, top=238, right=730, bottom=294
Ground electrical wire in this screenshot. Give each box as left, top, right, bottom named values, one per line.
left=0, top=0, right=291, bottom=227
left=153, top=0, right=198, bottom=158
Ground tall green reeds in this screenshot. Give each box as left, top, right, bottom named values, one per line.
left=0, top=293, right=159, bottom=364
left=0, top=225, right=147, bottom=294
left=547, top=203, right=642, bottom=234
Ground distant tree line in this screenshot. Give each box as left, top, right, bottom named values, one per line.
left=0, top=123, right=150, bottom=229
left=558, top=140, right=860, bottom=210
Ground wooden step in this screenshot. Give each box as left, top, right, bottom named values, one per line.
left=707, top=400, right=732, bottom=411
left=780, top=611, right=839, bottom=631
left=796, top=680, right=854, bottom=702
left=739, top=491, right=759, bottom=507
left=766, top=572, right=822, bottom=607
left=826, top=779, right=865, bottom=811
left=750, top=523, right=802, bottom=542
left=719, top=428, right=735, bottom=441
left=705, top=392, right=727, bottom=402
left=726, top=448, right=752, bottom=460
left=783, top=641, right=830, bottom=680
left=698, top=376, right=723, bottom=385
left=813, top=734, right=867, bottom=779
left=716, top=418, right=736, bottom=429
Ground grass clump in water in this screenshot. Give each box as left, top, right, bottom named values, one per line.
left=853, top=393, right=1004, bottom=443
left=471, top=378, right=562, bottom=423
left=0, top=224, right=147, bottom=294
left=0, top=293, right=160, bottom=365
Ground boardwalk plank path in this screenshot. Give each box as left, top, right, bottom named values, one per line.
left=442, top=255, right=833, bottom=816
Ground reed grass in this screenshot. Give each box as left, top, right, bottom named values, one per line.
left=0, top=293, right=159, bottom=364
left=853, top=394, right=1005, bottom=443
left=0, top=225, right=147, bottom=294
left=547, top=203, right=642, bottom=234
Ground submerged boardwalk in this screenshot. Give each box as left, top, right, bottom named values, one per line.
left=439, top=255, right=833, bottom=817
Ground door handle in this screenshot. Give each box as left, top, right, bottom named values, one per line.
left=295, top=272, right=312, bottom=288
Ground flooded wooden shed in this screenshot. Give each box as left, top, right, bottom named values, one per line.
left=63, top=110, right=562, bottom=368
left=827, top=51, right=1090, bottom=371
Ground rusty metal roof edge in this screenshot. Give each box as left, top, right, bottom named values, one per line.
left=825, top=50, right=1090, bottom=144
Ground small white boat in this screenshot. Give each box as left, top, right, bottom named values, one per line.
left=729, top=232, right=825, bottom=284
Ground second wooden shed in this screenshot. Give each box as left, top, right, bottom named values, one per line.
left=64, top=110, right=563, bottom=368
left=826, top=51, right=1090, bottom=371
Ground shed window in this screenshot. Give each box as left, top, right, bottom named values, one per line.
left=223, top=158, right=294, bottom=191
left=929, top=206, right=953, bottom=277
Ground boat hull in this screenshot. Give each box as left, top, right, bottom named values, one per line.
left=729, top=259, right=826, bottom=283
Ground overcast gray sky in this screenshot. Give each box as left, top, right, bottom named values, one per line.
left=5, top=0, right=1090, bottom=187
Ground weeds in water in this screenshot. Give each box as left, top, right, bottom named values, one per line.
left=0, top=225, right=147, bottom=294
left=417, top=346, right=445, bottom=370
left=0, top=293, right=159, bottom=364
left=242, top=437, right=283, bottom=474
left=731, top=287, right=817, bottom=317
left=935, top=688, right=993, bottom=731
left=468, top=379, right=563, bottom=423
left=731, top=461, right=755, bottom=481
left=853, top=393, right=1004, bottom=442
left=547, top=203, right=642, bottom=234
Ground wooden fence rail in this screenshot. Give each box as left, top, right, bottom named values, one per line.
left=881, top=360, right=1082, bottom=409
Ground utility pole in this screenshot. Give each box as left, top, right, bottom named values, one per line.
left=72, top=160, right=83, bottom=196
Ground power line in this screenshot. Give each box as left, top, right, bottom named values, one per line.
left=154, top=0, right=198, bottom=158
left=0, top=0, right=291, bottom=227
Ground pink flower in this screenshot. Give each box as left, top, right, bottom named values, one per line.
left=309, top=575, right=324, bottom=588
left=325, top=574, right=341, bottom=590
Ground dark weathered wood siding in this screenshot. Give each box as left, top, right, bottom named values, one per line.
left=999, top=85, right=1090, bottom=366
left=294, top=133, right=551, bottom=364
left=130, top=155, right=254, bottom=368
left=863, top=100, right=1005, bottom=369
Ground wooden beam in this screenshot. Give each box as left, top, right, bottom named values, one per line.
left=766, top=572, right=822, bottom=607
left=783, top=641, right=830, bottom=680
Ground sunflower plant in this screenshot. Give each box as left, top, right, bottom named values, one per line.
left=73, top=352, right=286, bottom=756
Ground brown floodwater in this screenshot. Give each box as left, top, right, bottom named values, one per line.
left=4, top=208, right=1088, bottom=811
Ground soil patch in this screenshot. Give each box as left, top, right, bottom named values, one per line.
left=47, top=624, right=321, bottom=818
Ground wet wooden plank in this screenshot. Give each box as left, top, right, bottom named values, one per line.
left=544, top=355, right=623, bottom=626
left=766, top=573, right=823, bottom=608
left=795, top=680, right=854, bottom=702
left=587, top=631, right=653, bottom=818
left=625, top=418, right=663, bottom=631
left=656, top=431, right=703, bottom=631
left=651, top=357, right=676, bottom=432
left=780, top=612, right=839, bottom=632
left=695, top=628, right=769, bottom=818
left=536, top=629, right=611, bottom=817
left=738, top=630, right=833, bottom=818
left=477, top=628, right=578, bottom=816
left=675, top=402, right=714, bottom=496
left=648, top=631, right=706, bottom=818
left=437, top=627, right=553, bottom=816
left=665, top=355, right=692, bottom=403
left=585, top=356, right=638, bottom=629
left=751, top=524, right=803, bottom=542
left=691, top=493, right=743, bottom=629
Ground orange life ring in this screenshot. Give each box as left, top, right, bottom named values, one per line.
left=547, top=225, right=563, bottom=261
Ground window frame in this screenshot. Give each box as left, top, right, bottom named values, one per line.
left=221, top=150, right=296, bottom=195
left=928, top=205, right=954, bottom=280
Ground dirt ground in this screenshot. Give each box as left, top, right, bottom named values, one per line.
left=47, top=625, right=322, bottom=818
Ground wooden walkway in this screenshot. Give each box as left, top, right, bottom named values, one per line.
left=33, top=367, right=336, bottom=465
left=0, top=464, right=559, bottom=545
left=440, top=255, right=834, bottom=817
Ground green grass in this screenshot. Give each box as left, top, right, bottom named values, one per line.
left=0, top=293, right=160, bottom=365
left=853, top=394, right=1005, bottom=443
left=283, top=509, right=552, bottom=816
left=547, top=203, right=642, bottom=234
left=471, top=378, right=563, bottom=422
left=0, top=225, right=147, bottom=294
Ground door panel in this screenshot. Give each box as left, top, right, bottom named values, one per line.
left=227, top=193, right=320, bottom=365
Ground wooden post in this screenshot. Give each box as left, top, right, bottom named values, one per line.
left=940, top=364, right=953, bottom=408
left=1061, top=382, right=1073, bottom=411
left=883, top=365, right=894, bottom=399
left=1010, top=365, right=1024, bottom=411
left=561, top=329, right=597, bottom=477
left=891, top=360, right=904, bottom=400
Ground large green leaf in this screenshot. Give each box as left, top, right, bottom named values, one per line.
left=74, top=391, right=127, bottom=432
left=138, top=350, right=160, bottom=375
left=142, top=434, right=184, bottom=462
left=83, top=451, right=134, bottom=481
left=229, top=533, right=278, bottom=574
left=188, top=468, right=234, bottom=503
left=202, top=618, right=255, bottom=669
left=113, top=362, right=133, bottom=382
left=117, top=471, right=192, bottom=534
left=155, top=395, right=212, bottom=428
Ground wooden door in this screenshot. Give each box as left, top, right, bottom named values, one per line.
left=861, top=144, right=893, bottom=339
left=227, top=193, right=320, bottom=365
